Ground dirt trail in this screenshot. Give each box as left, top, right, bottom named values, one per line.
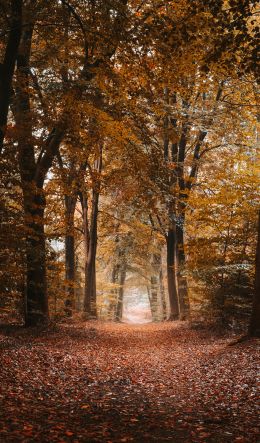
left=0, top=321, right=259, bottom=442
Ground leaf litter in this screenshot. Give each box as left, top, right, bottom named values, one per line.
left=0, top=321, right=259, bottom=442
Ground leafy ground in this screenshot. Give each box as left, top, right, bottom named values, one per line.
left=0, top=321, right=259, bottom=442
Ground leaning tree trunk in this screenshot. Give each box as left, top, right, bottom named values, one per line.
left=166, top=227, right=180, bottom=320
left=115, top=263, right=127, bottom=322
left=249, top=210, right=260, bottom=337
left=176, top=215, right=190, bottom=320
left=64, top=194, right=77, bottom=316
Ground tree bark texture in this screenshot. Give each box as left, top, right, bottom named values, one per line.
left=159, top=267, right=167, bottom=320
left=80, top=192, right=90, bottom=259
left=166, top=227, right=180, bottom=319
left=0, top=0, right=22, bottom=154
left=108, top=263, right=120, bottom=320
left=83, top=191, right=99, bottom=318
left=83, top=148, right=102, bottom=318
left=176, top=215, right=190, bottom=320
left=23, top=191, right=49, bottom=326
left=15, top=23, right=49, bottom=326
left=64, top=194, right=77, bottom=316
left=115, top=263, right=127, bottom=322
left=14, top=22, right=64, bottom=325
left=150, top=253, right=161, bottom=321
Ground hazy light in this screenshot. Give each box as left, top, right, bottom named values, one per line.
left=122, top=287, right=152, bottom=324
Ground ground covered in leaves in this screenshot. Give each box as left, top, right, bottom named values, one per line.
left=0, top=321, right=259, bottom=442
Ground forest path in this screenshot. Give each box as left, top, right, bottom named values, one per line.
left=0, top=321, right=259, bottom=442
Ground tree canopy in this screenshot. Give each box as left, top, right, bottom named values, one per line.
left=0, top=0, right=259, bottom=334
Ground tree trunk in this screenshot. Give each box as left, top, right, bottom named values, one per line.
left=83, top=148, right=102, bottom=319
left=14, top=22, right=64, bottom=325
left=176, top=218, right=190, bottom=320
left=83, top=190, right=99, bottom=318
left=163, top=89, right=179, bottom=320
left=147, top=285, right=152, bottom=315
left=166, top=227, right=179, bottom=319
left=150, top=275, right=159, bottom=321
left=23, top=190, right=49, bottom=326
left=115, top=263, right=126, bottom=322
left=249, top=210, right=260, bottom=337
left=159, top=267, right=167, bottom=320
left=108, top=263, right=119, bottom=320
left=0, top=0, right=22, bottom=154
left=14, top=22, right=50, bottom=326
left=80, top=192, right=90, bottom=259
left=64, top=194, right=77, bottom=316
left=150, top=253, right=161, bottom=321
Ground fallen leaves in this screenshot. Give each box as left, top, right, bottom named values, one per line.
left=0, top=321, right=259, bottom=442
left=65, top=431, right=74, bottom=437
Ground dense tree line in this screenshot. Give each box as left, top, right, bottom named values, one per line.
left=0, top=0, right=259, bottom=334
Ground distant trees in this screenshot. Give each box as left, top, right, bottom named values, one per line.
left=0, top=0, right=258, bottom=329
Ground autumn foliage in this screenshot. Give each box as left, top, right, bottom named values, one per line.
left=0, top=0, right=259, bottom=318
left=0, top=2, right=259, bottom=441
left=1, top=0, right=259, bottom=332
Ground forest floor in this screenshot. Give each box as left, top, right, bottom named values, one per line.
left=0, top=320, right=259, bottom=443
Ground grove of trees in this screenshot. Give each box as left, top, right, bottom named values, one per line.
left=0, top=0, right=259, bottom=334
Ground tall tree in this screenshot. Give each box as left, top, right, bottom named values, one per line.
left=9, top=0, right=130, bottom=325
left=83, top=145, right=103, bottom=318
left=0, top=0, right=22, bottom=154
